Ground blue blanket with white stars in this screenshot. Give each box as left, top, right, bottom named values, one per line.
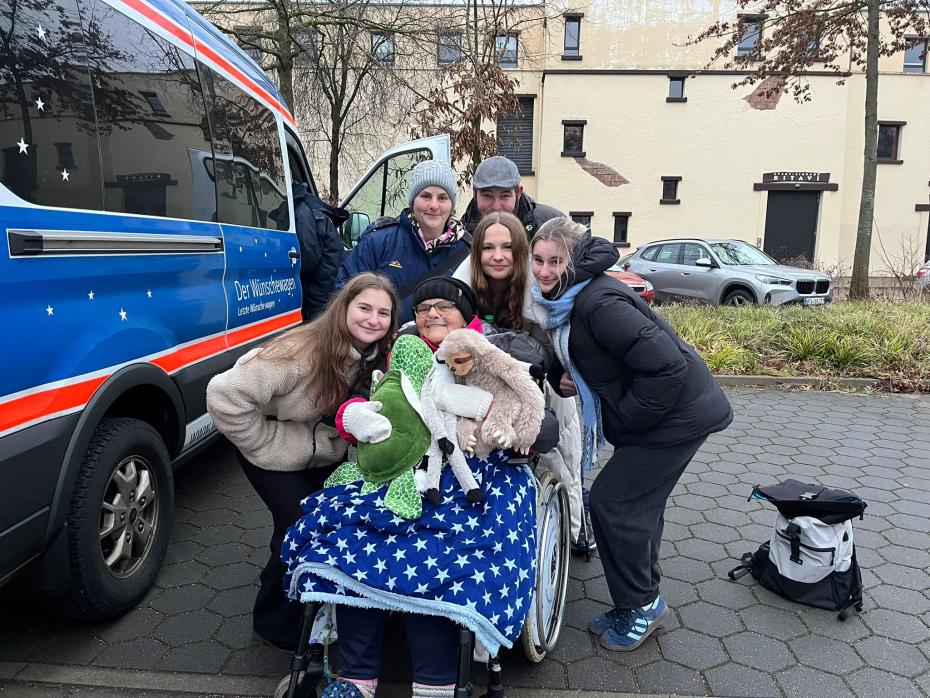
left=282, top=449, right=537, bottom=656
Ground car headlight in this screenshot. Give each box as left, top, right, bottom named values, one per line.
left=644, top=280, right=654, bottom=291
left=755, top=274, right=792, bottom=286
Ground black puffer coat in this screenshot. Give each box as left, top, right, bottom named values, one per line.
left=541, top=235, right=733, bottom=448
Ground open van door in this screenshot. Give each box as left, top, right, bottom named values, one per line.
left=339, top=135, right=451, bottom=249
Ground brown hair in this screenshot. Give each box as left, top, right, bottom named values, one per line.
left=469, top=211, right=529, bottom=329
left=254, top=273, right=398, bottom=414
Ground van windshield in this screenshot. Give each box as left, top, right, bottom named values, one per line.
left=710, top=241, right=776, bottom=266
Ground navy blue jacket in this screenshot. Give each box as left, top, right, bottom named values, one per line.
left=293, top=183, right=348, bottom=321
left=335, top=210, right=471, bottom=323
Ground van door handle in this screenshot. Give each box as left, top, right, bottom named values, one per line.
left=681, top=272, right=690, bottom=276
left=288, top=249, right=300, bottom=260
left=648, top=268, right=657, bottom=272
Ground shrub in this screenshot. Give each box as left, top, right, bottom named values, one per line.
left=656, top=301, right=930, bottom=389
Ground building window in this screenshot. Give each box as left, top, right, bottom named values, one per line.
left=497, top=96, right=534, bottom=174
left=877, top=122, right=904, bottom=163
left=570, top=211, right=592, bottom=228
left=904, top=37, right=928, bottom=73
left=563, top=14, right=581, bottom=59
left=438, top=34, right=461, bottom=65
left=613, top=212, right=630, bottom=244
left=141, top=91, right=169, bottom=116
left=661, top=176, right=681, bottom=204
left=294, top=29, right=319, bottom=67
left=372, top=32, right=395, bottom=66
left=562, top=120, right=586, bottom=157
left=667, top=76, right=686, bottom=102
left=55, top=142, right=75, bottom=171
left=235, top=26, right=263, bottom=64
left=496, top=34, right=518, bottom=68
left=736, top=16, right=763, bottom=58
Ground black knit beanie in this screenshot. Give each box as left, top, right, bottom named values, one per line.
left=412, top=276, right=477, bottom=323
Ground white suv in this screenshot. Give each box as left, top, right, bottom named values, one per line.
left=624, top=239, right=833, bottom=306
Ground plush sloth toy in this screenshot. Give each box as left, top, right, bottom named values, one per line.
left=434, top=329, right=546, bottom=460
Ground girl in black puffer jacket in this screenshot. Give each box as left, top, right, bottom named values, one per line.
left=528, top=219, right=732, bottom=653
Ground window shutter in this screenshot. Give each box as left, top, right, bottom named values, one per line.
left=496, top=97, right=534, bottom=173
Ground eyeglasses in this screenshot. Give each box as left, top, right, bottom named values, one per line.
left=414, top=300, right=457, bottom=317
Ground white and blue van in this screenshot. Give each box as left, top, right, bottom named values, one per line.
left=0, top=0, right=448, bottom=617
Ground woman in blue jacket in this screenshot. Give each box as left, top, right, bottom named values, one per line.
left=528, top=218, right=733, bottom=652
left=335, top=161, right=471, bottom=323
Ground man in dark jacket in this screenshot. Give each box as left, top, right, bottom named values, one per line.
left=292, top=182, right=348, bottom=321
left=461, top=156, right=563, bottom=237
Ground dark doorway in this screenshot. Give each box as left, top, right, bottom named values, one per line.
left=925, top=212, right=930, bottom=261
left=763, top=191, right=820, bottom=263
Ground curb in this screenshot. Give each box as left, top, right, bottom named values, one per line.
left=0, top=662, right=671, bottom=698
left=715, top=374, right=882, bottom=389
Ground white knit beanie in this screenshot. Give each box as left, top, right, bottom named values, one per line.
left=407, top=160, right=458, bottom=209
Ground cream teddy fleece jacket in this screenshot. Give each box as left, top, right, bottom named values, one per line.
left=206, top=347, right=366, bottom=472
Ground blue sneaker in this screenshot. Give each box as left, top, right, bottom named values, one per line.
left=588, top=607, right=620, bottom=636
left=599, top=596, right=669, bottom=652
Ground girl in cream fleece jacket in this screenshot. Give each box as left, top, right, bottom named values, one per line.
left=206, top=273, right=397, bottom=652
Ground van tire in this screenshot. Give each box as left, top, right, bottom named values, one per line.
left=52, top=418, right=173, bottom=619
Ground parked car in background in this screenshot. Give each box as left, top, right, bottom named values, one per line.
left=918, top=260, right=930, bottom=291
left=606, top=263, right=656, bottom=303
left=623, top=239, right=833, bottom=307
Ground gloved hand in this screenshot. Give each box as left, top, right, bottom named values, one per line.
left=341, top=401, right=391, bottom=443
left=434, top=384, right=493, bottom=420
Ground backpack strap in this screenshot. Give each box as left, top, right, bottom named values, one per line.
left=785, top=522, right=803, bottom=565
left=837, top=548, right=864, bottom=621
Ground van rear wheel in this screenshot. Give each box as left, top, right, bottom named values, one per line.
left=53, top=418, right=173, bottom=619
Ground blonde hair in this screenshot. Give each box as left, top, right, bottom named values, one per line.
left=254, top=273, right=398, bottom=414
left=470, top=211, right=528, bottom=329
left=531, top=218, right=586, bottom=297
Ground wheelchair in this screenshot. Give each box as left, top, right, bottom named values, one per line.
left=274, top=461, right=571, bottom=698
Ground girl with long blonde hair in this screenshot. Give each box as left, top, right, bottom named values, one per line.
left=207, top=272, right=398, bottom=651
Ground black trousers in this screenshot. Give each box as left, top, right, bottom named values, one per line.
left=588, top=436, right=707, bottom=609
left=237, top=453, right=334, bottom=649
left=336, top=605, right=460, bottom=685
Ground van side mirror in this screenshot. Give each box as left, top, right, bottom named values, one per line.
left=695, top=257, right=714, bottom=268
left=346, top=212, right=370, bottom=247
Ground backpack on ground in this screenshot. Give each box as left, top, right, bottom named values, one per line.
left=728, top=479, right=867, bottom=621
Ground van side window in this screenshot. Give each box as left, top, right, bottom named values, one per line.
left=0, top=0, right=104, bottom=209
left=200, top=65, right=287, bottom=231
left=80, top=2, right=216, bottom=220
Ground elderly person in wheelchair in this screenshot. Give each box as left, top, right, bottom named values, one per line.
left=278, top=277, right=571, bottom=698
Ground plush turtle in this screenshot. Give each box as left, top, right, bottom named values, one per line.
left=325, top=334, right=435, bottom=519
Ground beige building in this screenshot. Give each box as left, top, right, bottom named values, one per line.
left=489, top=2, right=930, bottom=275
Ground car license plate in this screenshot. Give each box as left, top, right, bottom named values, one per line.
left=803, top=297, right=825, bottom=306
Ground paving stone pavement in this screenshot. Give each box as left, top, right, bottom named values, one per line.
left=2, top=387, right=930, bottom=697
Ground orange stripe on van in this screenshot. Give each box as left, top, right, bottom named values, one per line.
left=120, top=0, right=197, bottom=48
left=0, top=376, right=108, bottom=434
left=226, top=309, right=302, bottom=348
left=193, top=38, right=298, bottom=128
left=117, top=0, right=297, bottom=129
left=0, top=310, right=301, bottom=436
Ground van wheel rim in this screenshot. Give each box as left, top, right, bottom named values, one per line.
left=99, top=456, right=158, bottom=578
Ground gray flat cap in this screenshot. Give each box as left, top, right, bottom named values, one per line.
left=473, top=156, right=521, bottom=190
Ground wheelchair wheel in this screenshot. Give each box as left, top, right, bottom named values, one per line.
left=520, top=471, right=570, bottom=663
